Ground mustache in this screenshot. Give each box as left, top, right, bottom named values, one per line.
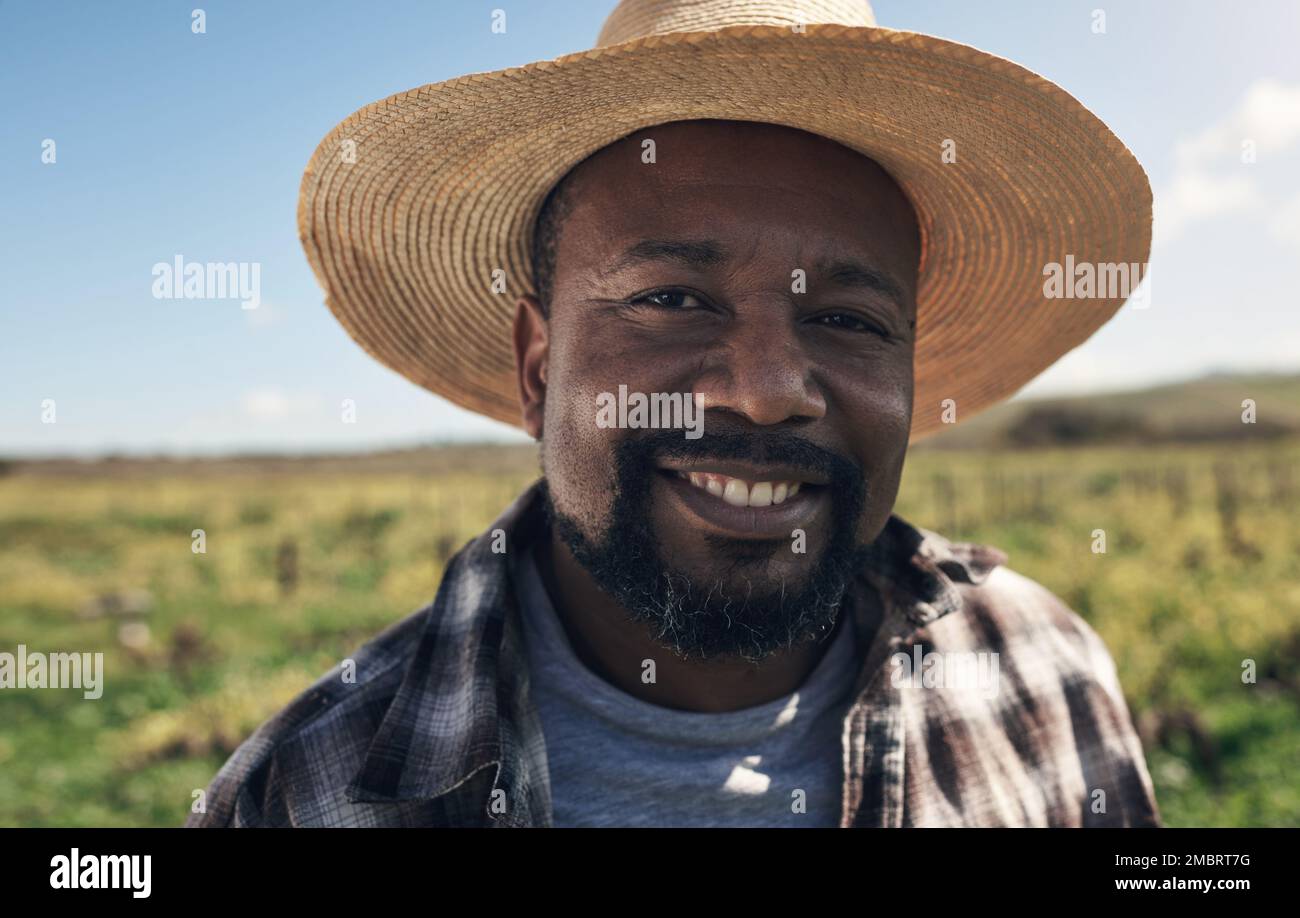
left=618, top=427, right=863, bottom=485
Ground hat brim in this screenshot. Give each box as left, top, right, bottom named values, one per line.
left=298, top=23, right=1151, bottom=442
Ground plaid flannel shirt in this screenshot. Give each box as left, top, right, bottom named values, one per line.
left=187, top=480, right=1161, bottom=828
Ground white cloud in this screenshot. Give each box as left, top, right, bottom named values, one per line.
left=1174, top=79, right=1300, bottom=167
left=243, top=299, right=280, bottom=328
left=1268, top=189, right=1300, bottom=250
left=1155, top=79, right=1300, bottom=245
left=1156, top=170, right=1259, bottom=242
left=242, top=388, right=295, bottom=421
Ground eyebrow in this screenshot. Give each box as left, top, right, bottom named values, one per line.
left=603, top=238, right=728, bottom=275
left=815, top=257, right=909, bottom=308
left=602, top=237, right=908, bottom=307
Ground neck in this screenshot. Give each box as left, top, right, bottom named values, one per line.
left=536, top=530, right=845, bottom=712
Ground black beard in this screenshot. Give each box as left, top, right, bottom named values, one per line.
left=543, top=428, right=870, bottom=663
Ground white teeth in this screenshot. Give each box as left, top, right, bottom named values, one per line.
left=722, top=478, right=750, bottom=507
left=677, top=473, right=807, bottom=508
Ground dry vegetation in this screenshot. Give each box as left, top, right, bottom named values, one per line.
left=1, top=438, right=1297, bottom=826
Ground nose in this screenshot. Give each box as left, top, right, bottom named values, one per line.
left=692, top=304, right=827, bottom=427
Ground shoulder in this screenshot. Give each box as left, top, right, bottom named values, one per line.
left=924, top=533, right=1125, bottom=702
left=184, top=605, right=427, bottom=828
left=898, top=523, right=1098, bottom=656
left=905, top=527, right=1160, bottom=826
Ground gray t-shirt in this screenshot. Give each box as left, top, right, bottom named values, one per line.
left=513, top=543, right=862, bottom=827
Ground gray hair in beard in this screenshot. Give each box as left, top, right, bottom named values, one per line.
left=543, top=428, right=870, bottom=662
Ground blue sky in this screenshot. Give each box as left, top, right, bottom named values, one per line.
left=3, top=0, right=1298, bottom=456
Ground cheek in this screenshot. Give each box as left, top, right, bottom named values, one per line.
left=542, top=317, right=686, bottom=503
left=837, top=363, right=913, bottom=533
left=838, top=352, right=914, bottom=448
left=540, top=355, right=626, bottom=534
left=853, top=438, right=907, bottom=546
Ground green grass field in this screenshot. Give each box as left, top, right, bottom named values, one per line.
left=2, top=440, right=1298, bottom=826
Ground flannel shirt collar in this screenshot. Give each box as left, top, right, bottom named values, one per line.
left=345, top=479, right=1005, bottom=819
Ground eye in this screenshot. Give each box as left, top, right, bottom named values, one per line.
left=811, top=312, right=891, bottom=337
left=628, top=288, right=707, bottom=310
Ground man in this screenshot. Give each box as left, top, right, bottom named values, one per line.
left=190, top=0, right=1160, bottom=827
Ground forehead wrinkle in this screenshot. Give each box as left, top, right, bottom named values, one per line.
left=588, top=234, right=911, bottom=310
left=598, top=237, right=730, bottom=279
left=566, top=178, right=914, bottom=308
left=811, top=255, right=910, bottom=309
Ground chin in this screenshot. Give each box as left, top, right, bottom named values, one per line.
left=668, top=538, right=820, bottom=582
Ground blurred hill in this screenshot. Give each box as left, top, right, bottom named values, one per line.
left=918, top=371, right=1300, bottom=450
left=2, top=371, right=1297, bottom=475
left=1, top=444, right=540, bottom=479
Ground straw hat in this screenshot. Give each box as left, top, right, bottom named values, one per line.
left=298, top=0, right=1151, bottom=441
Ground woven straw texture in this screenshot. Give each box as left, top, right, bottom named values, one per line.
left=298, top=0, right=1151, bottom=441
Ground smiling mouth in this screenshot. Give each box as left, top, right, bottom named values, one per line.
left=671, top=471, right=803, bottom=508
left=654, top=464, right=827, bottom=539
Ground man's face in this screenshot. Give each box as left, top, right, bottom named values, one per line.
left=518, top=119, right=921, bottom=662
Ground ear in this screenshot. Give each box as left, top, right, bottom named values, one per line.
left=513, top=293, right=548, bottom=439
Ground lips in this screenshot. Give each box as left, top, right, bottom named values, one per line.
left=655, top=462, right=828, bottom=539
left=674, top=471, right=801, bottom=508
